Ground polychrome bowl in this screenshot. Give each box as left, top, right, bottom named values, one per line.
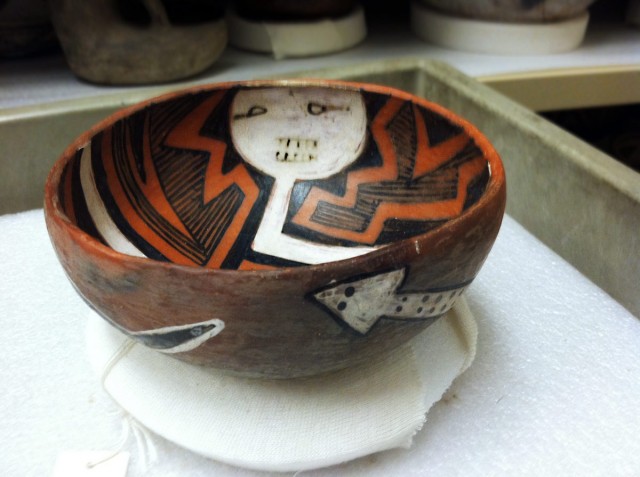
left=44, top=79, right=506, bottom=379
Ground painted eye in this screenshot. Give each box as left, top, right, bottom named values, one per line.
left=247, top=105, right=267, bottom=117
left=307, top=102, right=327, bottom=115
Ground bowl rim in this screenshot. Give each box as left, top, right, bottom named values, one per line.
left=44, top=78, right=505, bottom=278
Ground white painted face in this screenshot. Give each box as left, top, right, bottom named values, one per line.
left=230, top=87, right=367, bottom=181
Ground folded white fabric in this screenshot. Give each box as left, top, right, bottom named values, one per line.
left=86, top=298, right=477, bottom=472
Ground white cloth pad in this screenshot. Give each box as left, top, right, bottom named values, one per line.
left=85, top=296, right=476, bottom=472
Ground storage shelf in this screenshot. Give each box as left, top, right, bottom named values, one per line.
left=1, top=20, right=639, bottom=111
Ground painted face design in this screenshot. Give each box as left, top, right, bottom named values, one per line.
left=230, top=87, right=375, bottom=264
left=230, top=87, right=367, bottom=181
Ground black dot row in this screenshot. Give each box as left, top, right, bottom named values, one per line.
left=339, top=286, right=464, bottom=304
left=336, top=300, right=453, bottom=316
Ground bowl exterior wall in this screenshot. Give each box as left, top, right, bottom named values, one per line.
left=46, top=170, right=504, bottom=378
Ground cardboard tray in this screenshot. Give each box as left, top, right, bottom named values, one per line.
left=2, top=59, right=637, bottom=317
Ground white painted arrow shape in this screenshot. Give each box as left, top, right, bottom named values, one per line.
left=129, top=318, right=225, bottom=354
left=313, top=268, right=466, bottom=334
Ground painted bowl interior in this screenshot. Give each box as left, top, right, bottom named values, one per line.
left=58, top=82, right=491, bottom=271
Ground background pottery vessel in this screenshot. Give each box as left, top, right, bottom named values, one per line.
left=48, top=0, right=227, bottom=85
left=418, top=0, right=597, bottom=22
left=44, top=79, right=506, bottom=379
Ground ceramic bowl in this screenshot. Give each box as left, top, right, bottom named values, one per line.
left=44, top=79, right=506, bottom=379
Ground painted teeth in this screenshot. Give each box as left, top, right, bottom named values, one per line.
left=275, top=138, right=318, bottom=162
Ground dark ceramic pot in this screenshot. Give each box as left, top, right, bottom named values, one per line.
left=45, top=79, right=506, bottom=379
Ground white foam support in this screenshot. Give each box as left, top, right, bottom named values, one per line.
left=411, top=2, right=590, bottom=55
left=2, top=209, right=640, bottom=475
left=226, top=5, right=367, bottom=59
